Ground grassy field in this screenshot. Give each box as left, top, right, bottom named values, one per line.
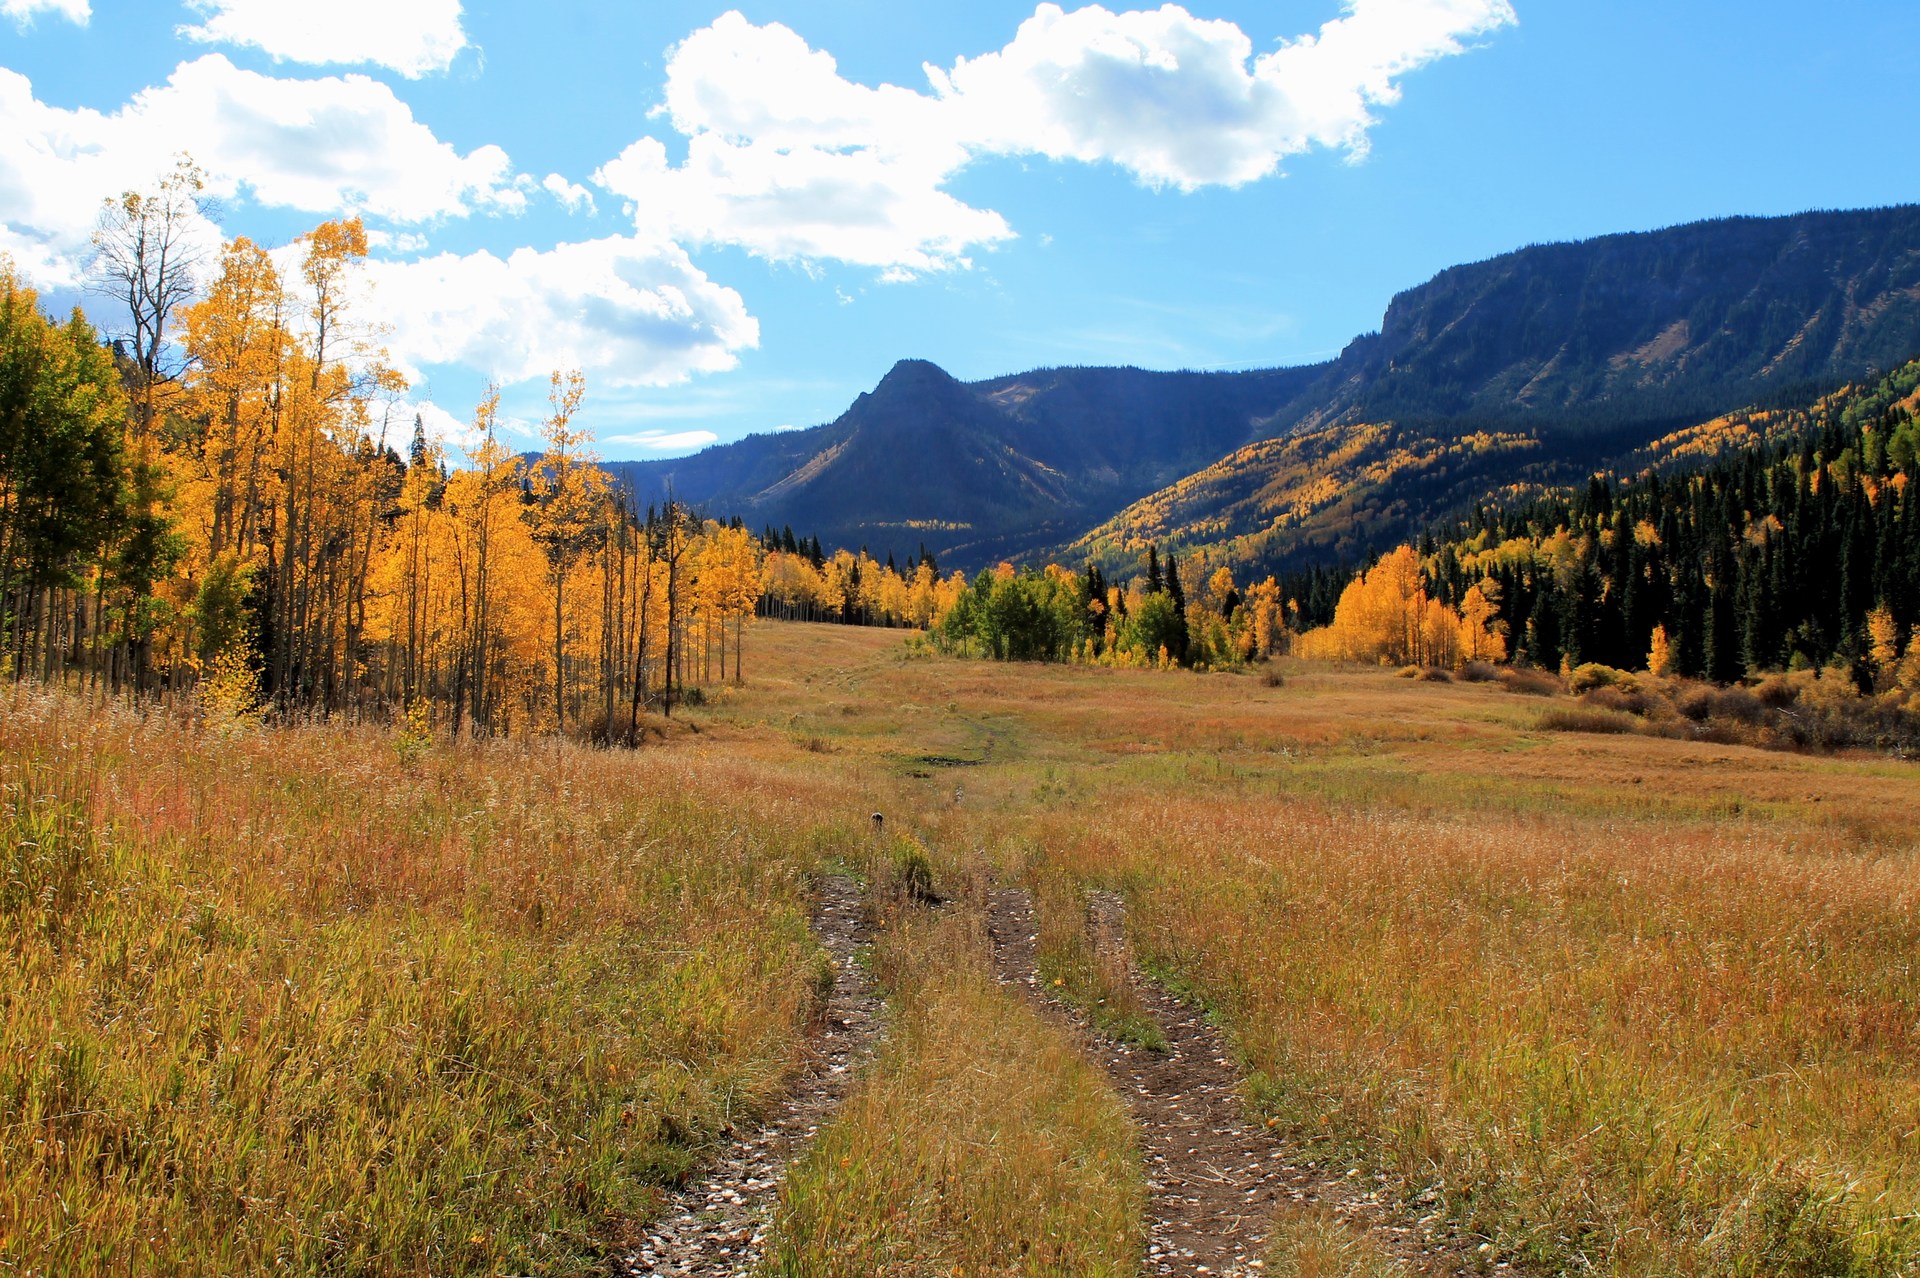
left=705, top=623, right=1920, bottom=1276
left=6, top=620, right=1918, bottom=1275
left=0, top=687, right=846, bottom=1273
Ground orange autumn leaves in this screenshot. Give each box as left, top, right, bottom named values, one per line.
left=1294, top=545, right=1507, bottom=668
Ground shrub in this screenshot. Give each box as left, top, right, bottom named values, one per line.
left=1458, top=661, right=1500, bottom=683
left=1753, top=673, right=1803, bottom=708
left=884, top=835, right=941, bottom=905
left=1568, top=663, right=1636, bottom=694
left=1582, top=685, right=1651, bottom=717
left=1416, top=667, right=1453, bottom=683
left=1499, top=668, right=1563, bottom=698
left=1536, top=705, right=1637, bottom=734
left=1675, top=682, right=1715, bottom=721
left=1707, top=686, right=1765, bottom=725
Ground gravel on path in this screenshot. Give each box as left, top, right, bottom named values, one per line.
left=614, top=875, right=881, bottom=1278
left=986, top=886, right=1503, bottom=1278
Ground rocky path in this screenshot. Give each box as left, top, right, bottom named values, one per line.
left=614, top=875, right=881, bottom=1277
left=986, top=886, right=1498, bottom=1278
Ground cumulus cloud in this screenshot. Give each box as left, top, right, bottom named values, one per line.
left=0, top=55, right=756, bottom=393
left=1, top=0, right=86, bottom=27
left=598, top=1, right=1514, bottom=271
left=543, top=173, right=596, bottom=215
left=362, top=235, right=759, bottom=389
left=933, top=0, right=1516, bottom=187
left=595, top=14, right=1007, bottom=275
left=597, top=134, right=1010, bottom=274
left=178, top=0, right=468, bottom=78
left=0, top=56, right=530, bottom=292
left=389, top=397, right=481, bottom=455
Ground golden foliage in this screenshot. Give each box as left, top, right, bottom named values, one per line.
left=1294, top=546, right=1478, bottom=669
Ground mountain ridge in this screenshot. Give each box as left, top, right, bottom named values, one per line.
left=610, top=204, right=1920, bottom=572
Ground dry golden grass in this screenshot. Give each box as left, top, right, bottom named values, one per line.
left=12, top=618, right=1920, bottom=1276
left=766, top=880, right=1144, bottom=1276
left=1026, top=861, right=1165, bottom=1051
left=723, top=623, right=1920, bottom=1275
left=0, top=686, right=832, bottom=1275
left=1265, top=1208, right=1407, bottom=1277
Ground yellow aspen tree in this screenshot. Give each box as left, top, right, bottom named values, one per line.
left=1457, top=579, right=1506, bottom=664
left=654, top=498, right=696, bottom=717
left=525, top=369, right=606, bottom=734
left=1248, top=576, right=1282, bottom=658
left=907, top=559, right=940, bottom=628
left=722, top=525, right=762, bottom=670
left=445, top=386, right=517, bottom=735
left=182, top=236, right=287, bottom=562
left=1647, top=623, right=1673, bottom=677
left=1866, top=604, right=1899, bottom=682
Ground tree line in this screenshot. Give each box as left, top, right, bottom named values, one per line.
left=0, top=164, right=818, bottom=740
left=1412, top=359, right=1920, bottom=687
left=930, top=546, right=1296, bottom=669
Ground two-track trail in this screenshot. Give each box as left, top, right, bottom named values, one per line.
left=987, top=886, right=1498, bottom=1278
left=614, top=875, right=881, bottom=1278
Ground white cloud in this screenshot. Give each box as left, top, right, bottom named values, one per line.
left=606, top=429, right=721, bottom=452
left=597, top=133, right=1009, bottom=274
left=363, top=234, right=759, bottom=389
left=366, top=228, right=431, bottom=255
left=932, top=0, right=1515, bottom=188
left=595, top=14, right=1007, bottom=275
left=1, top=0, right=86, bottom=27
left=0, top=56, right=528, bottom=287
left=387, top=398, right=479, bottom=455
left=0, top=221, right=85, bottom=289
left=178, top=0, right=468, bottom=78
left=543, top=173, right=596, bottom=215
left=598, top=1, right=1514, bottom=272
left=948, top=0, right=1519, bottom=185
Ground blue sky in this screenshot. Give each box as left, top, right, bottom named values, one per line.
left=2, top=0, right=1916, bottom=459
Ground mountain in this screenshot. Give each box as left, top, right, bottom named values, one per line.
left=612, top=359, right=1316, bottom=565
left=1335, top=205, right=1920, bottom=429
left=612, top=205, right=1920, bottom=573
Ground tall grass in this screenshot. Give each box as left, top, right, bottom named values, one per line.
left=1048, top=792, right=1920, bottom=1274
left=1025, top=856, right=1164, bottom=1051
left=1265, top=1209, right=1406, bottom=1278
left=14, top=617, right=1920, bottom=1277
left=766, top=894, right=1144, bottom=1276
left=0, top=688, right=829, bottom=1275
left=735, top=625, right=1920, bottom=1275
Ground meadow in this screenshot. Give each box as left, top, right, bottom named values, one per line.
left=5, top=619, right=1918, bottom=1275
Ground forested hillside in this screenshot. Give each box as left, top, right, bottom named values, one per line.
left=1416, top=359, right=1920, bottom=681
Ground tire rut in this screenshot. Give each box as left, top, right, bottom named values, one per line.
left=986, top=886, right=1502, bottom=1278
left=614, top=874, right=881, bottom=1277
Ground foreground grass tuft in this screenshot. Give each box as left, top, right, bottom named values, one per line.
left=1265, top=1208, right=1407, bottom=1277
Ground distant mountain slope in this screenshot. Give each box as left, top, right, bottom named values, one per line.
left=614, top=205, right=1920, bottom=572
left=1062, top=421, right=1555, bottom=571
left=611, top=360, right=1316, bottom=565
left=1338, top=205, right=1920, bottom=429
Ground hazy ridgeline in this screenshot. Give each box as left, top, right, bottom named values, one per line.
left=6, top=619, right=1919, bottom=1275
